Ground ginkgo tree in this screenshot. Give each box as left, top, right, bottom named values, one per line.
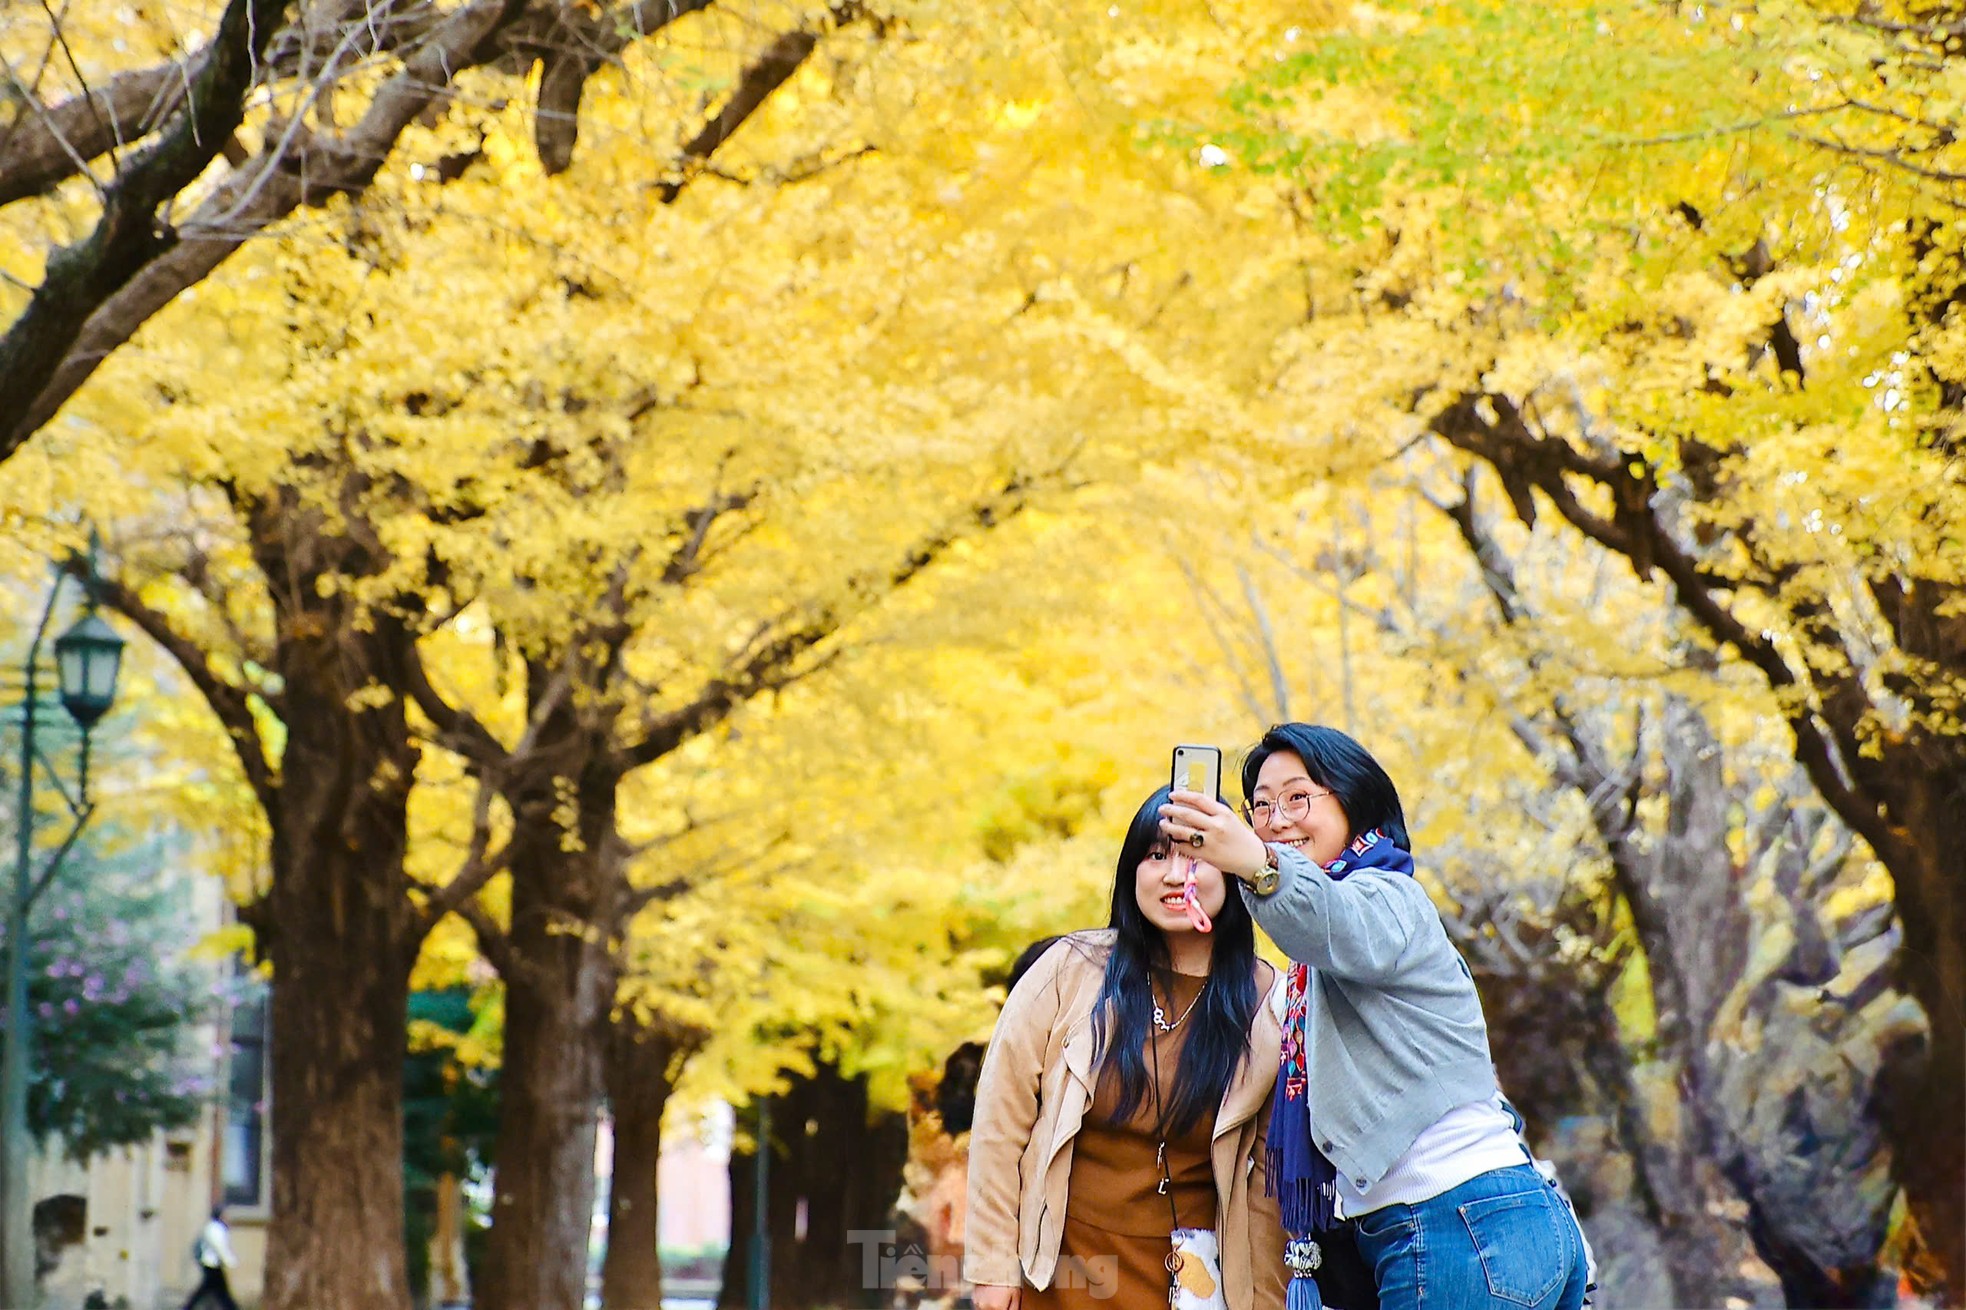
left=3, top=3, right=1318, bottom=1307
left=0, top=7, right=880, bottom=1306
left=372, top=20, right=1308, bottom=1290
left=1182, top=0, right=1966, bottom=1293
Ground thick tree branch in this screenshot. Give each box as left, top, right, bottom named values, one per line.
left=455, top=896, right=513, bottom=978
left=623, top=873, right=693, bottom=917
left=625, top=620, right=838, bottom=768
left=92, top=572, right=279, bottom=814
left=653, top=19, right=831, bottom=200
left=0, top=0, right=470, bottom=206
left=0, top=0, right=287, bottom=459
left=0, top=61, right=190, bottom=206
left=390, top=634, right=509, bottom=770
left=1438, top=470, right=1530, bottom=626
left=2, top=0, right=725, bottom=451
left=1429, top=395, right=1910, bottom=871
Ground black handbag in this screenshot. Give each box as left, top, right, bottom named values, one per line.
left=1310, top=1222, right=1378, bottom=1310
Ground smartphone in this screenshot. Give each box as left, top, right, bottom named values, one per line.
left=1169, top=744, right=1223, bottom=800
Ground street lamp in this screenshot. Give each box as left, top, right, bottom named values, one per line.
left=0, top=544, right=124, bottom=1308
left=54, top=613, right=123, bottom=733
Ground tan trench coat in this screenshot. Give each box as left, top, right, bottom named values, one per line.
left=963, top=930, right=1289, bottom=1310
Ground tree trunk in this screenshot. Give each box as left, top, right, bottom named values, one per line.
left=720, top=1063, right=909, bottom=1310
left=601, top=1020, right=685, bottom=1310
left=1872, top=772, right=1966, bottom=1304
left=720, top=1120, right=756, bottom=1310
left=258, top=641, right=420, bottom=1310
left=478, top=763, right=620, bottom=1310
left=98, top=493, right=437, bottom=1310
left=1594, top=705, right=1762, bottom=1305
left=433, top=1173, right=472, bottom=1308
left=1801, top=715, right=1966, bottom=1301
left=792, top=1067, right=909, bottom=1309
left=1436, top=397, right=1966, bottom=1299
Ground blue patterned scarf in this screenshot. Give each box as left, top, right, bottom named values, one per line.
left=1268, top=829, right=1417, bottom=1238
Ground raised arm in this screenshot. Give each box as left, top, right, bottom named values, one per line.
left=1241, top=846, right=1427, bottom=984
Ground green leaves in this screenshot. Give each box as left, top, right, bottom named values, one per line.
left=1211, top=0, right=1800, bottom=268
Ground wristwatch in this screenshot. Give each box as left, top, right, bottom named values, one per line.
left=1251, top=843, right=1282, bottom=896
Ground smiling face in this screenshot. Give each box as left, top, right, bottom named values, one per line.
left=1134, top=835, right=1229, bottom=943
left=1250, top=749, right=1353, bottom=867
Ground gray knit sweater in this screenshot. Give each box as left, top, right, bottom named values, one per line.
left=1241, top=843, right=1498, bottom=1192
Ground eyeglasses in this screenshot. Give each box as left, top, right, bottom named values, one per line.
left=1243, top=788, right=1332, bottom=829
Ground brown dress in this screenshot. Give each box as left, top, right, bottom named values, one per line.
left=1026, top=969, right=1218, bottom=1310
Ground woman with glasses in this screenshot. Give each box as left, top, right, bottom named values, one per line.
left=1157, top=724, right=1590, bottom=1310
left=965, top=786, right=1289, bottom=1310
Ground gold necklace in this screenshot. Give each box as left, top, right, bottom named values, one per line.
left=1151, top=978, right=1207, bottom=1033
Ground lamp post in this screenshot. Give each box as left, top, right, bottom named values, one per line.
left=0, top=546, right=124, bottom=1308
left=751, top=1098, right=771, bottom=1310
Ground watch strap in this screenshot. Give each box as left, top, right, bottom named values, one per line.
left=1253, top=843, right=1282, bottom=895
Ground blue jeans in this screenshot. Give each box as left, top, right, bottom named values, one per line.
left=1351, top=1164, right=1587, bottom=1310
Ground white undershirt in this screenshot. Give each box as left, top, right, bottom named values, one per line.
left=1335, top=1095, right=1527, bottom=1217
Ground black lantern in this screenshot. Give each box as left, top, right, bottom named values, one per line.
left=54, top=608, right=124, bottom=730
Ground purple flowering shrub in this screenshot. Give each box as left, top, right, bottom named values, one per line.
left=2, top=864, right=219, bottom=1159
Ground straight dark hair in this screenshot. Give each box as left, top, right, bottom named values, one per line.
left=1090, top=786, right=1260, bottom=1136
left=1240, top=723, right=1411, bottom=851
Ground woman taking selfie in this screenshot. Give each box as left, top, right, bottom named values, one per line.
left=1157, top=724, right=1590, bottom=1310
left=965, top=786, right=1288, bottom=1310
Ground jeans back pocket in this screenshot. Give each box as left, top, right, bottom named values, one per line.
left=1457, top=1188, right=1569, bottom=1307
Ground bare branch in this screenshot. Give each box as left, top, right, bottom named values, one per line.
left=1172, top=553, right=1271, bottom=724
left=1790, top=130, right=1966, bottom=191
left=417, top=776, right=510, bottom=931
left=0, top=0, right=474, bottom=205
left=623, top=465, right=1044, bottom=768
left=92, top=570, right=279, bottom=814
left=1236, top=563, right=1292, bottom=722
left=662, top=484, right=757, bottom=585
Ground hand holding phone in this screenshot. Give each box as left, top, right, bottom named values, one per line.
left=1170, top=746, right=1223, bottom=933
left=1161, top=746, right=1270, bottom=887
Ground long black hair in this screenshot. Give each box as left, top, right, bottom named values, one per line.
left=1240, top=723, right=1411, bottom=851
left=1090, top=786, right=1260, bottom=1135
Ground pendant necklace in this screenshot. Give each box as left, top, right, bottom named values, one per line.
left=1151, top=977, right=1207, bottom=1033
